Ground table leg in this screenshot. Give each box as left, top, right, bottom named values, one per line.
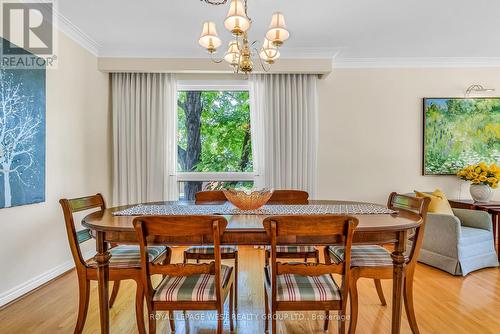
left=95, top=231, right=111, bottom=334
left=391, top=230, right=407, bottom=334
left=494, top=213, right=499, bottom=262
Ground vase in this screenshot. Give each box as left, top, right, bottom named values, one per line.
left=469, top=184, right=493, bottom=202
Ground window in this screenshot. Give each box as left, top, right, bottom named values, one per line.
left=176, top=81, right=254, bottom=200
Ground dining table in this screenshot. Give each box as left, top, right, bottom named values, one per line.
left=82, top=200, right=423, bottom=334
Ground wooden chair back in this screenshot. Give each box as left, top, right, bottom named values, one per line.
left=263, top=215, right=358, bottom=303
left=59, top=194, right=106, bottom=270
left=268, top=190, right=309, bottom=204
left=133, top=215, right=228, bottom=303
left=387, top=192, right=430, bottom=266
left=195, top=190, right=227, bottom=203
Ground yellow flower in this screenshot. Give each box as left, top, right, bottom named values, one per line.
left=472, top=178, right=481, bottom=184
left=489, top=164, right=498, bottom=173
left=487, top=177, right=498, bottom=184
left=475, top=167, right=482, bottom=174
left=479, top=162, right=488, bottom=170
left=479, top=175, right=487, bottom=182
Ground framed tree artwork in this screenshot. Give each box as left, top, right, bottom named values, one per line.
left=0, top=37, right=46, bottom=208
left=423, top=97, right=500, bottom=175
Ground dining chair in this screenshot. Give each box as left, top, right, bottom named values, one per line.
left=184, top=190, right=239, bottom=311
left=59, top=194, right=170, bottom=334
left=133, top=215, right=235, bottom=334
left=324, top=192, right=430, bottom=334
left=263, top=215, right=358, bottom=334
left=264, top=190, right=320, bottom=265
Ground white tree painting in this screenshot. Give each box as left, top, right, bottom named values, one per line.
left=0, top=68, right=45, bottom=208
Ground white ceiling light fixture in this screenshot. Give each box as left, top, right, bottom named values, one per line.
left=198, top=0, right=290, bottom=74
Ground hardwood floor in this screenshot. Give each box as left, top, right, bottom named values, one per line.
left=0, top=246, right=499, bottom=334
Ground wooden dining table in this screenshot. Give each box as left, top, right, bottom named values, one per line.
left=82, top=200, right=423, bottom=334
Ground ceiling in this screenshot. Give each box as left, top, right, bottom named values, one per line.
left=58, top=0, right=500, bottom=65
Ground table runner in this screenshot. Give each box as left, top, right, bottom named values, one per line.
left=113, top=203, right=396, bottom=216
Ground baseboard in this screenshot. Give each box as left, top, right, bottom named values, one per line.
left=0, top=251, right=94, bottom=308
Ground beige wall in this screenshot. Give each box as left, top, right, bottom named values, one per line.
left=317, top=68, right=500, bottom=203
left=0, top=32, right=110, bottom=305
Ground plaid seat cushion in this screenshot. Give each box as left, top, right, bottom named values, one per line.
left=327, top=245, right=393, bottom=267
left=264, top=266, right=340, bottom=302
left=185, top=246, right=237, bottom=254
left=265, top=246, right=317, bottom=253
left=153, top=265, right=233, bottom=301
left=87, top=245, right=167, bottom=268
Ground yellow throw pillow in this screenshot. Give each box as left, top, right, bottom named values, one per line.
left=414, top=189, right=454, bottom=216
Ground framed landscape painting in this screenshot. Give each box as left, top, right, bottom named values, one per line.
left=423, top=97, right=500, bottom=175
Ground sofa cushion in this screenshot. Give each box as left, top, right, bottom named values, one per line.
left=415, top=189, right=454, bottom=215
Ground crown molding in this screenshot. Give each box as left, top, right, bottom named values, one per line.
left=333, top=57, right=500, bottom=69
left=55, top=10, right=100, bottom=56
left=19, top=1, right=101, bottom=56
left=97, top=46, right=340, bottom=60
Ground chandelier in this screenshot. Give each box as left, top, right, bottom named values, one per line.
left=198, top=0, right=290, bottom=74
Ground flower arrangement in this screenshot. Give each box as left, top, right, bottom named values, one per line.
left=457, top=162, right=499, bottom=188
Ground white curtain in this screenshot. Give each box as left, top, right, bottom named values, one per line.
left=111, top=73, right=178, bottom=206
left=250, top=74, right=319, bottom=197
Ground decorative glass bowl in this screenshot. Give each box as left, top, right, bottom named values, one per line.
left=223, top=188, right=274, bottom=210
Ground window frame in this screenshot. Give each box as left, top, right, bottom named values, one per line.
left=175, top=80, right=255, bottom=184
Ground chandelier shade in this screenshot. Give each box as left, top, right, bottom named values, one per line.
left=266, top=12, right=289, bottom=46
left=224, top=40, right=240, bottom=65
left=260, top=38, right=280, bottom=63
left=224, top=0, right=251, bottom=36
left=198, top=21, right=222, bottom=52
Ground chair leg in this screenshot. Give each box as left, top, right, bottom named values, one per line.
left=348, top=276, right=359, bottom=334
left=338, top=309, right=346, bottom=334
left=134, top=281, right=146, bottom=334
left=404, top=273, right=420, bottom=334
left=271, top=310, right=277, bottom=334
left=264, top=286, right=270, bottom=333
left=109, top=280, right=120, bottom=308
left=234, top=251, right=239, bottom=313
left=265, top=250, right=269, bottom=266
left=74, top=277, right=90, bottom=334
left=374, top=279, right=387, bottom=306
left=315, top=250, right=320, bottom=264
left=216, top=309, right=223, bottom=334
left=148, top=309, right=156, bottom=334
left=324, top=310, right=329, bottom=332
left=169, top=311, right=176, bottom=333
left=183, top=251, right=187, bottom=264
left=229, top=284, right=235, bottom=332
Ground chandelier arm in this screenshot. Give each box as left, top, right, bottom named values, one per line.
left=210, top=52, right=225, bottom=64
left=201, top=0, right=228, bottom=5
left=244, top=0, right=252, bottom=22
left=252, top=47, right=272, bottom=72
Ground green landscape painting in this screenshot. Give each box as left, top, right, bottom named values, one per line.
left=423, top=98, right=500, bottom=175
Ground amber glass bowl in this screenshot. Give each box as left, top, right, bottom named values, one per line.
left=223, top=188, right=274, bottom=210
